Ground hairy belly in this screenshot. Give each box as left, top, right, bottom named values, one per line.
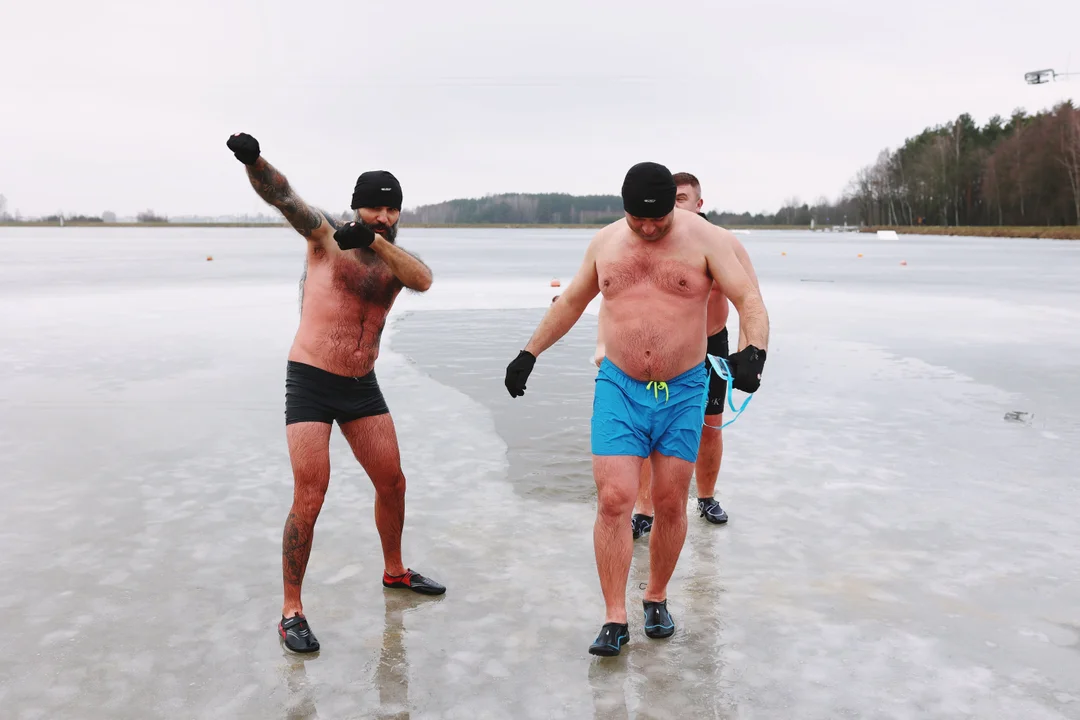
left=604, top=315, right=708, bottom=381
left=290, top=302, right=388, bottom=377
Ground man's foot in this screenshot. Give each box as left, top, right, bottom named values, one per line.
left=698, top=497, right=728, bottom=525
left=588, top=622, right=630, bottom=657
left=631, top=513, right=653, bottom=540
left=279, top=614, right=320, bottom=653
left=382, top=568, right=446, bottom=595
left=643, top=600, right=675, bottom=639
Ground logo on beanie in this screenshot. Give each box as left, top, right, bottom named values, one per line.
left=621, top=161, right=676, bottom=219
left=351, top=170, right=403, bottom=210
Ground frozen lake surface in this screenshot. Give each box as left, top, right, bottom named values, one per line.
left=1, top=226, right=1079, bottom=719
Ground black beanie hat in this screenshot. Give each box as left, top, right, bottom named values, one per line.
left=621, top=162, right=676, bottom=218
left=351, top=170, right=402, bottom=210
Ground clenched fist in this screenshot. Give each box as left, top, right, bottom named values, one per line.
left=226, top=132, right=261, bottom=165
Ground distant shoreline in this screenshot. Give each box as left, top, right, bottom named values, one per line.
left=2, top=220, right=1078, bottom=239
left=858, top=225, right=1080, bottom=240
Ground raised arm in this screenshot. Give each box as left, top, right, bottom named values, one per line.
left=369, top=237, right=433, bottom=292
left=226, top=133, right=333, bottom=247
left=504, top=231, right=604, bottom=397
left=332, top=221, right=433, bottom=292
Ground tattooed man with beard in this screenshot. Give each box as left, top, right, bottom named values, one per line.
left=226, top=132, right=445, bottom=654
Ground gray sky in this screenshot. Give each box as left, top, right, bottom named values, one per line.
left=2, top=0, right=1078, bottom=218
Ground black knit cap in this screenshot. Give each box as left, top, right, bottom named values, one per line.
left=351, top=170, right=402, bottom=210
left=621, top=162, right=676, bottom=218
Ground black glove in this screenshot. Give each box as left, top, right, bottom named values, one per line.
left=226, top=132, right=260, bottom=165
left=334, top=222, right=377, bottom=250
left=505, top=350, right=536, bottom=398
left=725, top=345, right=766, bottom=393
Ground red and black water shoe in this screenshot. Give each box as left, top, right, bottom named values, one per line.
left=382, top=568, right=446, bottom=596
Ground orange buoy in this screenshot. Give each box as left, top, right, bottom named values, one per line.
left=900, top=260, right=907, bottom=266
left=550, top=279, right=561, bottom=287
left=857, top=253, right=863, bottom=258
left=206, top=256, right=213, bottom=261
left=781, top=252, right=787, bottom=256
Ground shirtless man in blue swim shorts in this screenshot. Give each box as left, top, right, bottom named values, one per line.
left=503, top=162, right=770, bottom=656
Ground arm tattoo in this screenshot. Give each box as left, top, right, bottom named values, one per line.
left=246, top=160, right=323, bottom=237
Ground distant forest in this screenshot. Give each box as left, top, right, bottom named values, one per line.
left=399, top=191, right=863, bottom=228
left=401, top=100, right=1080, bottom=228
left=847, top=101, right=1079, bottom=227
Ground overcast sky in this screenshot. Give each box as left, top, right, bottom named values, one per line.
left=2, top=0, right=1078, bottom=218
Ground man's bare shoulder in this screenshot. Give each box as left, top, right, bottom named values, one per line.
left=685, top=212, right=740, bottom=249
left=590, top=218, right=629, bottom=253
left=669, top=209, right=717, bottom=246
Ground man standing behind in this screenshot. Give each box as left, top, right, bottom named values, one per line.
left=625, top=172, right=762, bottom=537
left=505, top=162, right=769, bottom=656
left=226, top=132, right=446, bottom=655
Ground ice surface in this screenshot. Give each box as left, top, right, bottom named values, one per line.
left=1, top=227, right=1078, bottom=719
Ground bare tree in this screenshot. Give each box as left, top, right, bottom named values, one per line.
left=1060, top=105, right=1080, bottom=225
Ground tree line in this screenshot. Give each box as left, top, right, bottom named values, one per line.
left=401, top=101, right=1080, bottom=228
left=844, top=101, right=1080, bottom=227
left=400, top=193, right=628, bottom=225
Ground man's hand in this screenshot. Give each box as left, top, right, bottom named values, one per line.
left=726, top=345, right=766, bottom=393
left=227, top=132, right=261, bottom=165
left=505, top=350, right=536, bottom=397
left=334, top=222, right=377, bottom=251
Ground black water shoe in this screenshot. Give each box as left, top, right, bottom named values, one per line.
left=631, top=513, right=653, bottom=540
left=589, top=622, right=630, bottom=657
left=643, top=600, right=675, bottom=639
left=698, top=497, right=729, bottom=524
left=279, top=614, right=320, bottom=653
left=383, top=569, right=446, bottom=595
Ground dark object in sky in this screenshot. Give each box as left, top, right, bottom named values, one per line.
left=1024, top=69, right=1057, bottom=85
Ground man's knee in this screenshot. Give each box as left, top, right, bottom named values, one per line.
left=292, top=478, right=328, bottom=518
left=371, top=467, right=406, bottom=499
left=652, top=493, right=689, bottom=519
left=596, top=481, right=637, bottom=517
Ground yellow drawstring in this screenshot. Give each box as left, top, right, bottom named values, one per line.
left=646, top=381, right=669, bottom=403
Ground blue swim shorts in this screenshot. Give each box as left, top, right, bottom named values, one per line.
left=591, top=357, right=709, bottom=463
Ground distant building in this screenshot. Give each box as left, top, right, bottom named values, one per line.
left=102, top=211, right=116, bottom=223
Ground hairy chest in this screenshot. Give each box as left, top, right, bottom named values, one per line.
left=329, top=253, right=399, bottom=307
left=597, top=250, right=711, bottom=299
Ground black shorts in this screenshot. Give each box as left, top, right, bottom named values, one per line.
left=703, top=328, right=730, bottom=417
left=285, top=361, right=389, bottom=425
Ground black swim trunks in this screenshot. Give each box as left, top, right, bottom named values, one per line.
left=703, top=328, right=730, bottom=417
left=285, top=361, right=389, bottom=425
